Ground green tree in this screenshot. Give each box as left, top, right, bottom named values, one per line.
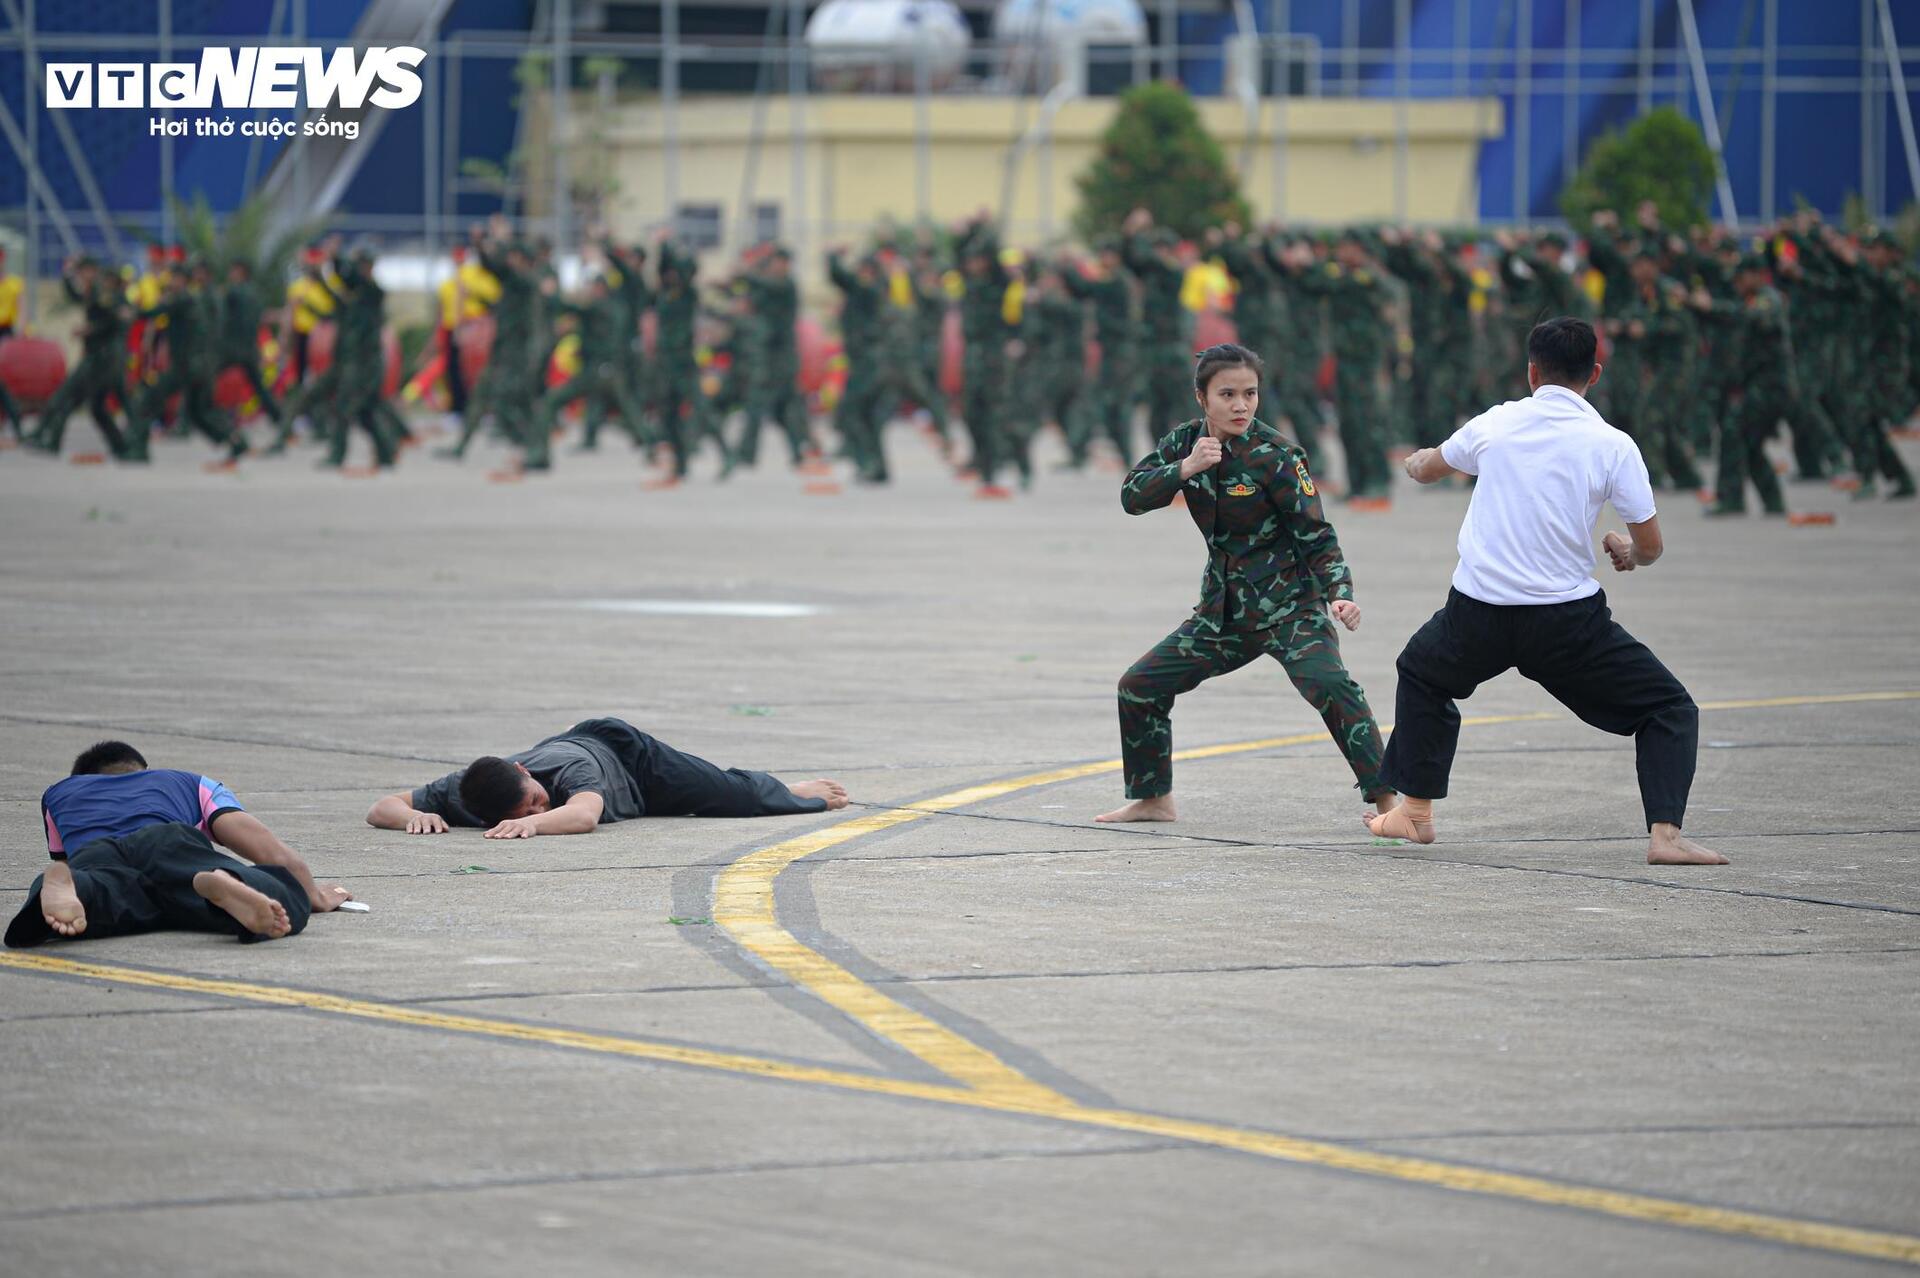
left=1559, top=106, right=1718, bottom=230
left=168, top=192, right=322, bottom=306
left=1073, top=81, right=1251, bottom=243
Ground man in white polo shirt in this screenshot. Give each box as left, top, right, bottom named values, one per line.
left=1363, top=317, right=1725, bottom=866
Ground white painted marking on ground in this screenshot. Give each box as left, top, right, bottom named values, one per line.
left=567, top=599, right=825, bottom=618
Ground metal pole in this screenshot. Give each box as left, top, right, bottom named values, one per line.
left=553, top=0, right=571, bottom=249
left=424, top=40, right=440, bottom=254
left=1878, top=0, right=1920, bottom=213
left=1516, top=0, right=1531, bottom=222
left=915, top=33, right=931, bottom=221
left=1761, top=0, right=1776, bottom=221
left=1271, top=0, right=1288, bottom=220
left=1342, top=0, right=1357, bottom=96
left=295, top=0, right=308, bottom=214
left=446, top=35, right=462, bottom=235
left=1161, top=0, right=1177, bottom=82
left=1454, top=0, right=1468, bottom=97
left=1394, top=0, right=1409, bottom=222
left=1862, top=0, right=1874, bottom=219
left=23, top=0, right=35, bottom=322
left=245, top=0, right=289, bottom=198
left=789, top=0, right=806, bottom=254
left=161, top=0, right=174, bottom=246
left=664, top=0, right=680, bottom=236
left=1637, top=0, right=1653, bottom=114
left=1564, top=0, right=1580, bottom=194
left=1677, top=0, right=1739, bottom=223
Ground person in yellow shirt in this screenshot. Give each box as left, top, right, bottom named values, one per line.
left=271, top=243, right=343, bottom=450
left=426, top=245, right=498, bottom=424
left=0, top=246, right=24, bottom=338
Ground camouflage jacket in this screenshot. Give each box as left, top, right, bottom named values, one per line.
left=1123, top=418, right=1355, bottom=632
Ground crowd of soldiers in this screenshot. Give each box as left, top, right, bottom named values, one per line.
left=2, top=199, right=1916, bottom=505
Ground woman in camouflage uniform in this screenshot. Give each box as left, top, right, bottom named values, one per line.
left=1097, top=344, right=1397, bottom=826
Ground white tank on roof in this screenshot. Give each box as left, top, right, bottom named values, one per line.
left=993, top=0, right=1147, bottom=89
left=805, top=0, right=973, bottom=92
left=992, top=0, right=1148, bottom=48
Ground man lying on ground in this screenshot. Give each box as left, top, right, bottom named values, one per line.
left=6, top=741, right=354, bottom=948
left=365, top=717, right=849, bottom=838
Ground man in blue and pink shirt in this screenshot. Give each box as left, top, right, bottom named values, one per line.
left=6, top=741, right=353, bottom=948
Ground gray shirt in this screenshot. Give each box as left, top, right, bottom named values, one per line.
left=411, top=722, right=647, bottom=827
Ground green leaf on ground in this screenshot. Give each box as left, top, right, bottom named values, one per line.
left=730, top=705, right=773, bottom=717
left=667, top=916, right=713, bottom=926
left=452, top=864, right=496, bottom=874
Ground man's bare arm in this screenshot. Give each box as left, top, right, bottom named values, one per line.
left=366, top=792, right=449, bottom=834
left=208, top=810, right=351, bottom=911
left=485, top=791, right=605, bottom=840
left=1403, top=447, right=1460, bottom=484
left=1603, top=516, right=1663, bottom=572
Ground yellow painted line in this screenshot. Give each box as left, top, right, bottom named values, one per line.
left=4, top=948, right=1918, bottom=1264
left=8, top=690, right=1919, bottom=1262
left=1696, top=690, right=1920, bottom=711
left=0, top=950, right=983, bottom=1105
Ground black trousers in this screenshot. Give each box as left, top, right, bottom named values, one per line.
left=577, top=718, right=828, bottom=818
left=5, top=823, right=311, bottom=949
left=1380, top=589, right=1698, bottom=829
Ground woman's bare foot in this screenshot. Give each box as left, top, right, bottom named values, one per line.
left=791, top=779, right=850, bottom=810
left=1362, top=801, right=1436, bottom=844
left=193, top=870, right=293, bottom=939
left=1648, top=824, right=1728, bottom=865
left=40, top=864, right=87, bottom=937
left=1095, top=795, right=1177, bottom=823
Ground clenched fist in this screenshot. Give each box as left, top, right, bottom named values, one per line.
left=1602, top=530, right=1635, bottom=572
left=1180, top=435, right=1224, bottom=479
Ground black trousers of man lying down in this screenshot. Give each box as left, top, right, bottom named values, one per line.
left=5, top=822, right=311, bottom=948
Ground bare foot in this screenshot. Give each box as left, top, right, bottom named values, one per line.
left=40, top=866, right=86, bottom=937
left=1362, top=803, right=1436, bottom=844
left=1095, top=795, right=1177, bottom=823
left=791, top=779, right=850, bottom=810
left=193, top=870, right=293, bottom=939
left=1648, top=826, right=1728, bottom=866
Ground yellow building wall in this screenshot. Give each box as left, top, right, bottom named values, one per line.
left=539, top=92, right=1502, bottom=286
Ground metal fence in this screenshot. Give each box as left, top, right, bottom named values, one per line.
left=3, top=0, right=1918, bottom=314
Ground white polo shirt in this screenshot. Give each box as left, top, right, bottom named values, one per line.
left=1439, top=384, right=1657, bottom=606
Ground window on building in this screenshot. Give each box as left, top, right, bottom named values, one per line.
left=677, top=204, right=722, bottom=250
left=752, top=203, right=781, bottom=244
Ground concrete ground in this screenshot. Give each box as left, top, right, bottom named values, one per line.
left=0, top=421, right=1916, bottom=1276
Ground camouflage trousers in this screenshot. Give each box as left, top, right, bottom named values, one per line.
left=1117, top=610, right=1389, bottom=801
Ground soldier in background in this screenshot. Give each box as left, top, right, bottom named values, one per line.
left=27, top=257, right=136, bottom=459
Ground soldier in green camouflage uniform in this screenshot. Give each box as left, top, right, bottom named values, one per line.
left=1599, top=253, right=1673, bottom=486
left=28, top=257, right=137, bottom=459
left=1102, top=347, right=1390, bottom=816
left=911, top=250, right=954, bottom=448
left=1266, top=232, right=1327, bottom=466
left=1772, top=221, right=1855, bottom=481
left=1121, top=215, right=1192, bottom=442
left=956, top=216, right=1019, bottom=490
left=1856, top=233, right=1918, bottom=498
left=308, top=249, right=401, bottom=468
left=1059, top=240, right=1137, bottom=464
left=735, top=246, right=811, bottom=467
left=653, top=236, right=732, bottom=480
left=1700, top=257, right=1790, bottom=516
left=541, top=273, right=646, bottom=449
left=212, top=260, right=281, bottom=431
left=827, top=248, right=889, bottom=481
left=1291, top=234, right=1393, bottom=498
left=128, top=261, right=246, bottom=461
left=1017, top=263, right=1084, bottom=463
left=441, top=229, right=544, bottom=466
